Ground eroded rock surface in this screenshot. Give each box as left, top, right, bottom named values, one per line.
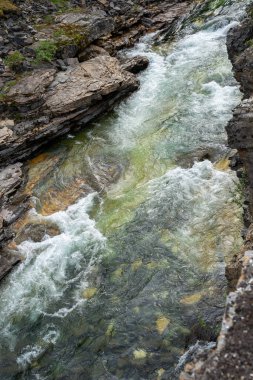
left=121, top=55, right=149, bottom=74
left=180, top=252, right=253, bottom=380
left=0, top=163, right=28, bottom=280
left=180, top=6, right=253, bottom=379
left=0, top=56, right=138, bottom=164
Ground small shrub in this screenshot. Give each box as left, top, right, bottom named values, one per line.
left=246, top=38, right=253, bottom=48
left=0, top=0, right=18, bottom=16
left=50, top=0, right=69, bottom=10
left=4, top=51, right=25, bottom=68
left=0, top=79, right=17, bottom=101
left=34, top=40, right=58, bottom=64
left=53, top=25, right=88, bottom=46
left=231, top=172, right=247, bottom=208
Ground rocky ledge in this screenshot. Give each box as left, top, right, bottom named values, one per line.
left=0, top=0, right=192, bottom=280
left=0, top=56, right=139, bottom=163
left=181, top=6, right=253, bottom=379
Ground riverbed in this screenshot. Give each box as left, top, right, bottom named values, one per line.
left=0, top=1, right=249, bottom=379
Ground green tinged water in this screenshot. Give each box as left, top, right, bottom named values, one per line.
left=0, top=1, right=249, bottom=379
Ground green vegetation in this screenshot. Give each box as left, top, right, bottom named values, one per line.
left=246, top=38, right=253, bottom=48
left=0, top=0, right=18, bottom=16
left=53, top=24, right=88, bottom=47
left=4, top=51, right=25, bottom=68
left=43, top=14, right=55, bottom=24
left=231, top=172, right=247, bottom=208
left=0, top=79, right=17, bottom=102
left=50, top=0, right=69, bottom=8
left=247, top=6, right=253, bottom=19
left=200, top=0, right=227, bottom=13
left=34, top=40, right=58, bottom=64
left=207, top=0, right=226, bottom=11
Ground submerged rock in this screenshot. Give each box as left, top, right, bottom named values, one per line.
left=156, top=316, right=170, bottom=335
left=133, top=349, right=147, bottom=360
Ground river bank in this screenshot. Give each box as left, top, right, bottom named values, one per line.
left=180, top=4, right=253, bottom=379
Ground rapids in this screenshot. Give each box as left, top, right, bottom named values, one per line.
left=0, top=1, right=250, bottom=379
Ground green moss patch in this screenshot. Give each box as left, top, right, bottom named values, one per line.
left=53, top=24, right=89, bottom=47
left=4, top=51, right=25, bottom=68
left=0, top=0, right=18, bottom=16
left=34, top=40, right=58, bottom=64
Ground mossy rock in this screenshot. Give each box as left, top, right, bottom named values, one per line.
left=4, top=51, right=25, bottom=69
left=0, top=0, right=18, bottom=16
left=83, top=287, right=97, bottom=299
left=53, top=24, right=89, bottom=49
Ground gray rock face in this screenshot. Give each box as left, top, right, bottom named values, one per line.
left=55, top=11, right=115, bottom=43
left=0, top=163, right=27, bottom=281
left=227, top=20, right=253, bottom=98
left=180, top=252, right=253, bottom=380
left=0, top=163, right=28, bottom=239
left=0, top=163, right=23, bottom=202
left=226, top=14, right=253, bottom=216
left=0, top=250, right=21, bottom=282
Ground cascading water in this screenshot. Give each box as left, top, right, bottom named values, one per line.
left=0, top=1, right=249, bottom=379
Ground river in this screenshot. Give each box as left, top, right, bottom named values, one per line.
left=0, top=1, right=249, bottom=379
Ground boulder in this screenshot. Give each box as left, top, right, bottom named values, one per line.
left=121, top=55, right=149, bottom=74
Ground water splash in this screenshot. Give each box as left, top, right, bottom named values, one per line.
left=0, top=193, right=105, bottom=348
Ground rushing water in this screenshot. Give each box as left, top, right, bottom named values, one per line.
left=0, top=1, right=249, bottom=379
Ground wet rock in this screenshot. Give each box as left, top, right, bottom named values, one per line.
left=0, top=249, right=21, bottom=282
left=0, top=163, right=23, bottom=200
left=227, top=19, right=253, bottom=98
left=121, top=55, right=149, bottom=74
left=14, top=222, right=60, bottom=245
left=156, top=316, right=170, bottom=335
left=0, top=162, right=28, bottom=280
left=83, top=287, right=97, bottom=299
left=176, top=341, right=216, bottom=377
left=226, top=13, right=253, bottom=216
left=180, top=252, right=253, bottom=380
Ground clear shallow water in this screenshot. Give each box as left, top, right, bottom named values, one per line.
left=0, top=2, right=248, bottom=379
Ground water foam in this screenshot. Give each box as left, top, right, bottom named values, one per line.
left=146, top=161, right=242, bottom=265
left=0, top=193, right=106, bottom=348
left=98, top=20, right=241, bottom=159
